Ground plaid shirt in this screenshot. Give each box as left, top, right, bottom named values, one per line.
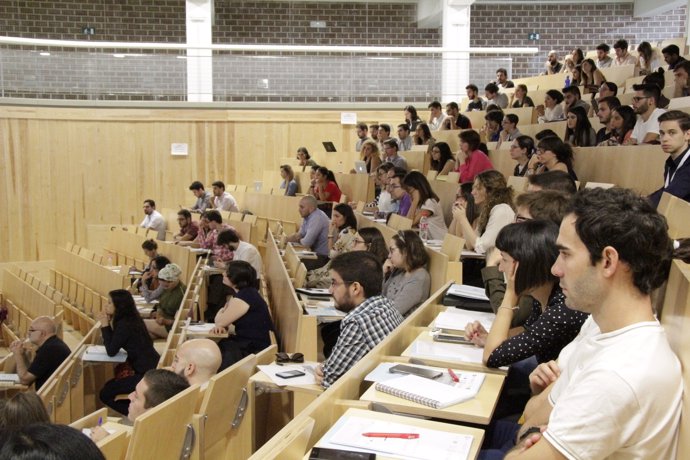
left=196, top=224, right=236, bottom=262
left=321, top=295, right=403, bottom=388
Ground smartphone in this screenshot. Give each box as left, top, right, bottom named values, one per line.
left=309, top=447, right=376, bottom=460
left=433, top=334, right=473, bottom=345
left=276, top=370, right=306, bottom=379
left=389, top=364, right=443, bottom=380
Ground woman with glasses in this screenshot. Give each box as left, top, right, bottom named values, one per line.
left=97, top=289, right=160, bottom=416
left=564, top=106, right=596, bottom=147
left=528, top=136, right=578, bottom=180
left=510, top=136, right=535, bottom=177
left=351, top=227, right=388, bottom=264
left=429, top=141, right=456, bottom=176
left=401, top=171, right=448, bottom=240
left=450, top=170, right=515, bottom=254
left=213, top=261, right=274, bottom=370
left=382, top=230, right=430, bottom=316
left=144, top=263, right=186, bottom=339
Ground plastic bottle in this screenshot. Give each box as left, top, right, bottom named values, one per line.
left=420, top=216, right=430, bottom=242
left=564, top=75, right=571, bottom=88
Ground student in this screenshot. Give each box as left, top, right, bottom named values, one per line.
left=448, top=182, right=478, bottom=238
left=429, top=141, right=456, bottom=176
left=358, top=139, right=382, bottom=174
left=510, top=84, right=534, bottom=108
left=601, top=105, right=636, bottom=146
left=350, top=227, right=389, bottom=265
left=297, top=147, right=317, bottom=171
left=173, top=209, right=199, bottom=243
left=213, top=261, right=274, bottom=371
left=144, top=263, right=186, bottom=339
left=132, top=239, right=159, bottom=290
left=388, top=167, right=412, bottom=217
left=402, top=171, right=447, bottom=240
left=139, top=199, right=167, bottom=240
left=138, top=255, right=170, bottom=302
left=211, top=181, right=239, bottom=212
left=0, top=392, right=50, bottom=429
left=456, top=130, right=494, bottom=183
left=1, top=424, right=106, bottom=460
left=413, top=123, right=434, bottom=146
left=526, top=170, right=578, bottom=195
left=188, top=181, right=213, bottom=213
left=403, top=105, right=422, bottom=131
left=630, top=83, right=666, bottom=145
left=327, top=203, right=357, bottom=258
left=450, top=170, right=515, bottom=254
left=564, top=106, right=596, bottom=147
left=497, top=114, right=522, bottom=148
left=529, top=137, right=578, bottom=181
left=285, top=195, right=330, bottom=269
left=536, top=90, right=565, bottom=123
left=316, top=252, right=403, bottom=388
left=510, top=136, right=534, bottom=177
left=169, top=339, right=222, bottom=386
left=580, top=58, right=606, bottom=93
left=313, top=167, right=342, bottom=203
left=648, top=110, right=690, bottom=207
left=97, top=289, right=160, bottom=416
left=382, top=230, right=431, bottom=316
left=279, top=164, right=297, bottom=196
left=216, top=228, right=262, bottom=282
left=594, top=96, right=621, bottom=144
left=355, top=122, right=370, bottom=151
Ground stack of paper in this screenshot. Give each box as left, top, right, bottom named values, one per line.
left=446, top=284, right=490, bottom=301
left=433, top=309, right=495, bottom=332
left=83, top=346, right=128, bottom=363
left=0, top=373, right=20, bottom=384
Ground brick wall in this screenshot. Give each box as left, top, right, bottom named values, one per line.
left=470, top=3, right=687, bottom=79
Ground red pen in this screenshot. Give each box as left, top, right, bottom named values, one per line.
left=448, top=368, right=459, bottom=382
left=362, top=432, right=420, bottom=439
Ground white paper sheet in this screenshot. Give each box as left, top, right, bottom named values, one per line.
left=407, top=340, right=485, bottom=364
left=433, top=309, right=495, bottom=332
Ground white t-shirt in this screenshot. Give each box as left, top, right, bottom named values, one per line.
left=140, top=210, right=167, bottom=240
left=475, top=203, right=515, bottom=254
left=234, top=241, right=263, bottom=278
left=420, top=198, right=447, bottom=241
left=215, top=192, right=239, bottom=212
left=631, top=108, right=666, bottom=142
left=428, top=114, right=447, bottom=131
left=544, top=320, right=682, bottom=460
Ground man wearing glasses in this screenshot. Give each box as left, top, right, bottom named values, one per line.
left=630, top=83, right=666, bottom=145
left=10, top=316, right=70, bottom=389
left=315, top=252, right=403, bottom=388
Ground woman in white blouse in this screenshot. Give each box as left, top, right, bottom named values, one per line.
left=450, top=170, right=515, bottom=254
left=401, top=171, right=448, bottom=240
left=536, top=89, right=565, bottom=124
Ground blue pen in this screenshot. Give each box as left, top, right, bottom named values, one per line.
left=98, top=416, right=103, bottom=426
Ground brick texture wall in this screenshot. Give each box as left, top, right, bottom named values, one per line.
left=470, top=3, right=687, bottom=79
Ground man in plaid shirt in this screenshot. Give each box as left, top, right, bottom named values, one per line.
left=316, top=252, right=403, bottom=388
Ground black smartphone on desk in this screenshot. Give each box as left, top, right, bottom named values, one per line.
left=276, top=369, right=306, bottom=379
left=309, top=447, right=376, bottom=459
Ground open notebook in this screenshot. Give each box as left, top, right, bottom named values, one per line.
left=375, top=374, right=484, bottom=409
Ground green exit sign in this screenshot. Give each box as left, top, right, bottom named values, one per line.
left=528, top=32, right=540, bottom=40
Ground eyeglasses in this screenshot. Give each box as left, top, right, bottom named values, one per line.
left=515, top=215, right=531, bottom=223
left=330, top=279, right=353, bottom=288
left=275, top=352, right=304, bottom=364
left=632, top=96, right=650, bottom=103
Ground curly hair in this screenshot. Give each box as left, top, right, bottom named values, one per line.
left=475, top=170, right=515, bottom=234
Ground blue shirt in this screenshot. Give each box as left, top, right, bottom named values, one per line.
left=299, top=208, right=330, bottom=257
left=649, top=147, right=690, bottom=208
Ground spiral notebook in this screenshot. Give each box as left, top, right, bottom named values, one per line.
left=374, top=374, right=479, bottom=409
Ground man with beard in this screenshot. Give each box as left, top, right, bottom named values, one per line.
left=315, top=252, right=403, bottom=388
left=630, top=83, right=666, bottom=145
left=169, top=339, right=222, bottom=387
left=594, top=96, right=620, bottom=144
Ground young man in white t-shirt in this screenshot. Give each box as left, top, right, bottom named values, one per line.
left=502, top=188, right=682, bottom=460
left=630, top=83, right=666, bottom=144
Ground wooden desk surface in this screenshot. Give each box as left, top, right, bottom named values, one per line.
left=309, top=408, right=484, bottom=460
left=250, top=369, right=324, bottom=396
left=359, top=372, right=505, bottom=425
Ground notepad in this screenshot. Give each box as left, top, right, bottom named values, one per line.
left=433, top=309, right=495, bottom=332
left=0, top=373, right=20, bottom=384
left=446, top=284, right=490, bottom=301
left=296, top=287, right=332, bottom=297
left=375, top=374, right=478, bottom=409
left=83, top=346, right=128, bottom=363
left=185, top=323, right=215, bottom=333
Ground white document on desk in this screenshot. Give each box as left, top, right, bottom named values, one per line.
left=0, top=373, right=20, bottom=384
left=327, top=416, right=472, bottom=460
left=185, top=323, right=215, bottom=333
left=446, top=284, right=490, bottom=301
left=257, top=363, right=318, bottom=387
left=364, top=362, right=485, bottom=393
left=408, top=340, right=485, bottom=364
left=83, top=346, right=128, bottom=363
left=433, top=309, right=495, bottom=332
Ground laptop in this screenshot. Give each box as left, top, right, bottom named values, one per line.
left=353, top=161, right=368, bottom=174
left=322, top=141, right=337, bottom=152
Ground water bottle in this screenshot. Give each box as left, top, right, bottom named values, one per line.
left=564, top=75, right=571, bottom=88
left=420, top=216, right=430, bottom=242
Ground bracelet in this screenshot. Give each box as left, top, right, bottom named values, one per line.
left=498, top=305, right=519, bottom=312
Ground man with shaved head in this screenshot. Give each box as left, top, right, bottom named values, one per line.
left=170, top=339, right=222, bottom=386
left=285, top=195, right=330, bottom=269
left=10, top=316, right=71, bottom=389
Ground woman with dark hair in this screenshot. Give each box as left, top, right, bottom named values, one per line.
left=137, top=255, right=170, bottom=303
left=456, top=130, right=494, bottom=183
left=328, top=203, right=357, bottom=258
left=214, top=261, right=274, bottom=370
left=571, top=48, right=584, bottom=66
left=313, top=167, right=342, bottom=202
left=448, top=182, right=478, bottom=239
left=450, top=170, right=515, bottom=254
left=510, top=135, right=534, bottom=177
left=0, top=424, right=106, bottom=460
left=600, top=105, right=636, bottom=146
left=637, top=41, right=663, bottom=75
left=570, top=65, right=582, bottom=87
left=510, top=84, right=535, bottom=108
left=564, top=106, right=596, bottom=147
left=404, top=105, right=422, bottom=131
left=402, top=171, right=448, bottom=240
left=465, top=220, right=589, bottom=368
left=642, top=69, right=670, bottom=109
left=413, top=123, right=434, bottom=145
left=430, top=141, right=456, bottom=176
left=0, top=392, right=50, bottom=429
left=580, top=58, right=606, bottom=94
left=297, top=147, right=317, bottom=171
left=97, top=289, right=160, bottom=416
left=382, top=230, right=431, bottom=316
left=132, top=239, right=158, bottom=289
left=529, top=136, right=578, bottom=180
left=279, top=164, right=297, bottom=196
left=351, top=227, right=388, bottom=264
left=537, top=90, right=565, bottom=123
